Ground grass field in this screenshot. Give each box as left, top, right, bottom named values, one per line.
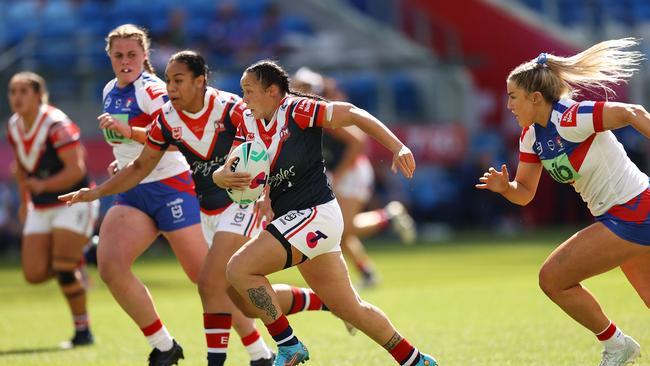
left=1, top=229, right=648, bottom=365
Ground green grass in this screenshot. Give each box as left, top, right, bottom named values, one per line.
left=0, top=229, right=648, bottom=365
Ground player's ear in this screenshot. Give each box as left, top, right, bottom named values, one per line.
left=531, top=91, right=544, bottom=104
left=195, top=75, right=206, bottom=89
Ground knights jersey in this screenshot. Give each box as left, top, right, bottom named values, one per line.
left=146, top=87, right=245, bottom=212
left=6, top=104, right=90, bottom=208
left=235, top=96, right=335, bottom=217
left=519, top=98, right=648, bottom=216
left=102, top=72, right=189, bottom=183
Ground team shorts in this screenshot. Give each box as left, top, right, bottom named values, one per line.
left=114, top=171, right=200, bottom=232
left=266, top=198, right=343, bottom=267
left=200, top=203, right=262, bottom=247
left=24, top=200, right=99, bottom=237
left=596, top=184, right=650, bottom=246
left=333, top=156, right=374, bottom=203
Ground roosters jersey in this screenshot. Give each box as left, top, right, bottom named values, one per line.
left=102, top=72, right=189, bottom=183
left=519, top=98, right=649, bottom=216
left=235, top=96, right=335, bottom=217
left=146, top=87, right=245, bottom=212
left=7, top=104, right=90, bottom=207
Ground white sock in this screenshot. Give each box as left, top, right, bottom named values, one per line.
left=242, top=331, right=273, bottom=360
left=597, top=322, right=626, bottom=352
left=147, top=325, right=174, bottom=352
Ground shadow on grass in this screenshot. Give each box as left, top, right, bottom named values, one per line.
left=0, top=346, right=69, bottom=357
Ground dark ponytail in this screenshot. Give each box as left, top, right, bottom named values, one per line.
left=245, top=60, right=328, bottom=101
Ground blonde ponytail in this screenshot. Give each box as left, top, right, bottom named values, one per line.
left=508, top=38, right=644, bottom=102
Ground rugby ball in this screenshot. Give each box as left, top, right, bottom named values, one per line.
left=226, top=140, right=270, bottom=205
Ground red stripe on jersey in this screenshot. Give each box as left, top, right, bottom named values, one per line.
left=50, top=122, right=80, bottom=149
left=519, top=127, right=529, bottom=142
left=593, top=101, right=605, bottom=132
left=568, top=133, right=595, bottom=172
left=141, top=319, right=163, bottom=336
left=129, top=112, right=154, bottom=128
left=607, top=189, right=650, bottom=224
left=229, top=99, right=247, bottom=129
left=519, top=152, right=540, bottom=163
left=158, top=171, right=196, bottom=193
left=20, top=106, right=52, bottom=155
left=256, top=118, right=278, bottom=149
left=177, top=93, right=216, bottom=140
left=240, top=331, right=261, bottom=346
left=145, top=84, right=166, bottom=100
left=159, top=109, right=219, bottom=160
left=286, top=207, right=318, bottom=240
left=314, top=103, right=326, bottom=127
left=268, top=106, right=292, bottom=171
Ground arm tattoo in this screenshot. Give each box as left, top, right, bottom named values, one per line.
left=383, top=332, right=403, bottom=350
left=247, top=286, right=279, bottom=320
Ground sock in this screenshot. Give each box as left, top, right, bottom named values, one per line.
left=388, top=337, right=422, bottom=366
left=204, top=313, right=231, bottom=366
left=241, top=330, right=273, bottom=361
left=376, top=208, right=391, bottom=230
left=73, top=314, right=89, bottom=332
left=596, top=321, right=626, bottom=351
left=355, top=261, right=375, bottom=280
left=141, top=318, right=173, bottom=352
left=266, top=315, right=298, bottom=346
left=287, top=287, right=328, bottom=314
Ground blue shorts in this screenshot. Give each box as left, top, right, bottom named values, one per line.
left=114, top=171, right=201, bottom=232
left=596, top=185, right=650, bottom=246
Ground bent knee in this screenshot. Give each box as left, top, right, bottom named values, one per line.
left=225, top=255, right=246, bottom=285
left=98, top=260, right=128, bottom=284
left=23, top=268, right=51, bottom=284
left=538, top=264, right=563, bottom=297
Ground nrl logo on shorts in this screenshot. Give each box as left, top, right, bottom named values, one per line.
left=172, top=126, right=182, bottom=140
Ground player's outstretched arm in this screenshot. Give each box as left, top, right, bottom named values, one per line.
left=59, top=145, right=164, bottom=205
left=602, top=102, right=650, bottom=138
left=325, top=102, right=415, bottom=178
left=476, top=161, right=542, bottom=206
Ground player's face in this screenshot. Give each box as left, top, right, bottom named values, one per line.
left=506, top=80, right=536, bottom=128
left=240, top=72, right=274, bottom=120
left=8, top=79, right=41, bottom=116
left=109, top=38, right=147, bottom=87
left=165, top=61, right=205, bottom=113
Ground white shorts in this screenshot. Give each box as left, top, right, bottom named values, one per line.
left=267, top=198, right=343, bottom=266
left=200, top=203, right=262, bottom=247
left=334, top=156, right=374, bottom=203
left=24, top=201, right=99, bottom=237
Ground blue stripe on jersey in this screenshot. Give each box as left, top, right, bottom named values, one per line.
left=578, top=105, right=594, bottom=114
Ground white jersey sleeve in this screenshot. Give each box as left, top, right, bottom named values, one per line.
left=518, top=126, right=540, bottom=163
left=554, top=100, right=605, bottom=142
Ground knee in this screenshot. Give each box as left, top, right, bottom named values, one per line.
left=23, top=267, right=50, bottom=284
left=327, top=297, right=365, bottom=321
left=98, top=259, right=125, bottom=285
left=225, top=255, right=245, bottom=287
left=538, top=264, right=559, bottom=297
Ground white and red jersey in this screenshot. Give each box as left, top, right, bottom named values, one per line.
left=6, top=104, right=90, bottom=207
left=235, top=95, right=335, bottom=216
left=519, top=98, right=648, bottom=216
left=147, top=87, right=246, bottom=212
left=102, top=72, right=189, bottom=183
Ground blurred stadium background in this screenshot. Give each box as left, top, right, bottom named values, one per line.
left=2, top=0, right=650, bottom=251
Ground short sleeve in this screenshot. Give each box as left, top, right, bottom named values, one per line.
left=518, top=126, right=540, bottom=163
left=139, top=81, right=168, bottom=116
left=291, top=97, right=330, bottom=129
left=146, top=117, right=170, bottom=151
left=556, top=101, right=605, bottom=142
left=49, top=122, right=81, bottom=150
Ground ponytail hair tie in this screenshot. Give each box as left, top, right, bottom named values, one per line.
left=536, top=52, right=548, bottom=66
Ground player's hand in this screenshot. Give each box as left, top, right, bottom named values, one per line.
left=475, top=164, right=510, bottom=193
left=58, top=188, right=100, bottom=205
left=107, top=160, right=119, bottom=177
left=98, top=113, right=131, bottom=138
left=25, top=178, right=46, bottom=194
left=212, top=156, right=251, bottom=190
left=391, top=145, right=416, bottom=179
left=253, top=187, right=273, bottom=227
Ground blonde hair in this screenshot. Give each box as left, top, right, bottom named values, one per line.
left=10, top=71, right=49, bottom=104
left=105, top=24, right=155, bottom=74
left=508, top=38, right=644, bottom=102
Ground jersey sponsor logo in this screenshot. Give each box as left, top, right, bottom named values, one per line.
left=232, top=211, right=246, bottom=226
left=280, top=125, right=290, bottom=141
left=541, top=153, right=580, bottom=184
left=191, top=158, right=226, bottom=177
left=268, top=166, right=295, bottom=188
left=172, top=126, right=182, bottom=140
left=215, top=121, right=225, bottom=133
left=246, top=132, right=256, bottom=141
left=306, top=230, right=328, bottom=248
left=125, top=98, right=134, bottom=109
left=560, top=103, right=578, bottom=127
left=145, top=84, right=166, bottom=100
left=294, top=99, right=316, bottom=127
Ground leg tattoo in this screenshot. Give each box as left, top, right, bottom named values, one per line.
left=247, top=286, right=279, bottom=320
left=383, top=332, right=403, bottom=350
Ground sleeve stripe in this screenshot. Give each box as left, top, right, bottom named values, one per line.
left=145, top=139, right=164, bottom=151
left=55, top=141, right=80, bottom=152
left=519, top=152, right=540, bottom=163
left=593, top=101, right=605, bottom=132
